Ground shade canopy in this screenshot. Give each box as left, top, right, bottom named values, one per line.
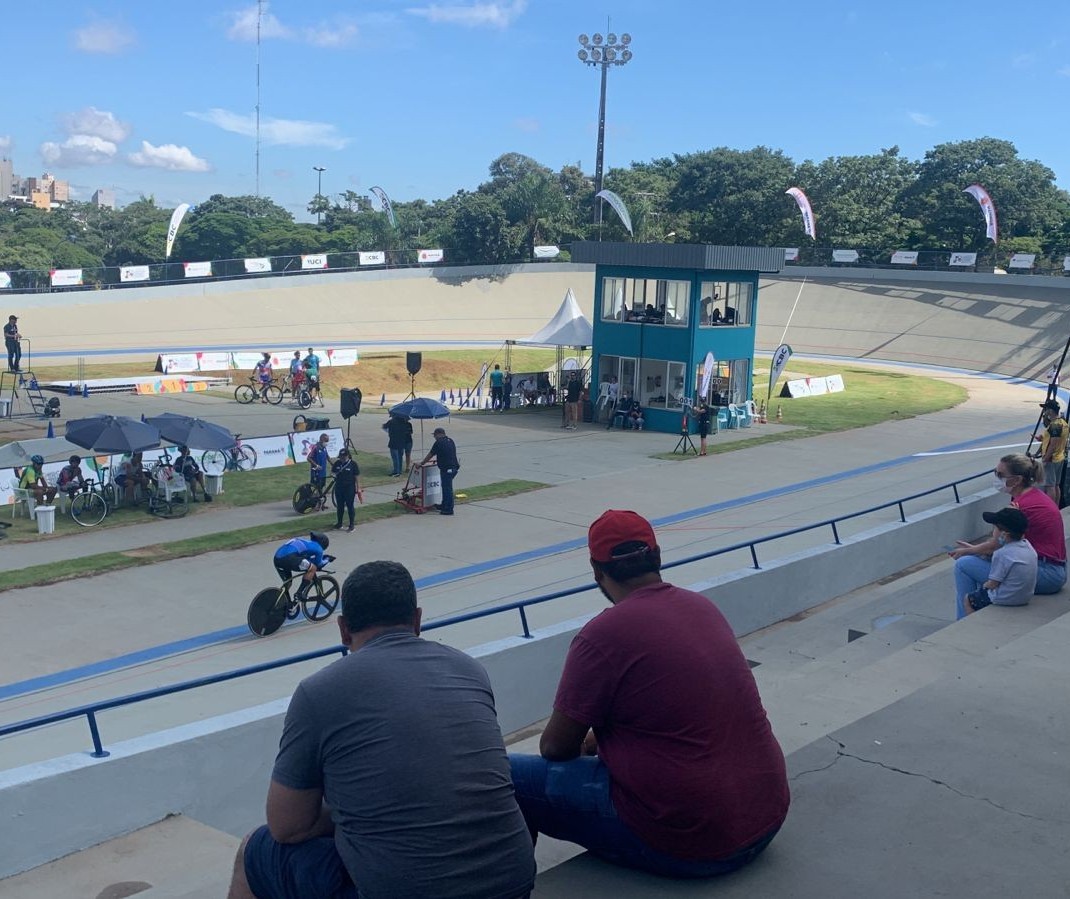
left=518, top=288, right=593, bottom=347
left=145, top=414, right=235, bottom=451
left=66, top=415, right=161, bottom=454
left=0, top=437, right=86, bottom=468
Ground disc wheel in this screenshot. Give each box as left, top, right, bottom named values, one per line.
left=70, top=491, right=107, bottom=527
left=297, top=388, right=313, bottom=410
left=235, top=384, right=256, bottom=404
left=264, top=384, right=284, bottom=405
left=302, top=576, right=340, bottom=622
left=292, top=483, right=318, bottom=514
left=236, top=445, right=257, bottom=471
left=248, top=588, right=288, bottom=637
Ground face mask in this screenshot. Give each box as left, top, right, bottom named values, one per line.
left=996, top=534, right=1007, bottom=547
left=992, top=475, right=1008, bottom=492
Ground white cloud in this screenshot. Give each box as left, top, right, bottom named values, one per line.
left=188, top=109, right=349, bottom=150
left=74, top=19, right=135, bottom=54
left=62, top=107, right=131, bottom=143
left=0, top=136, right=11, bottom=153
left=908, top=111, right=937, bottom=127
left=225, top=3, right=358, bottom=46
left=406, top=0, right=528, bottom=29
left=128, top=141, right=211, bottom=172
left=40, top=135, right=119, bottom=167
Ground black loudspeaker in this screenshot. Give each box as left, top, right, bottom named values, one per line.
left=406, top=352, right=422, bottom=376
left=340, top=387, right=363, bottom=419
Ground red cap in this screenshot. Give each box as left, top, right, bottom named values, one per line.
left=588, top=510, right=657, bottom=563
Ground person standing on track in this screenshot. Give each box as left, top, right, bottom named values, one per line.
left=254, top=353, right=273, bottom=403
left=305, top=347, right=323, bottom=407
left=332, top=448, right=363, bottom=532
left=308, top=433, right=331, bottom=491
left=4, top=315, right=21, bottom=372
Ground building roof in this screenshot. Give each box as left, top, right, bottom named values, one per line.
left=570, top=241, right=784, bottom=273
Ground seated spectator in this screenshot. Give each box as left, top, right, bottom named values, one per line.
left=227, top=560, right=536, bottom=899
left=509, top=511, right=789, bottom=879
left=115, top=451, right=151, bottom=504
left=960, top=507, right=1037, bottom=616
left=950, top=453, right=1064, bottom=618
left=723, top=306, right=736, bottom=324
left=709, top=307, right=723, bottom=324
left=19, top=454, right=57, bottom=504
left=174, top=445, right=213, bottom=502
left=521, top=377, right=538, bottom=406
left=57, top=455, right=86, bottom=499
left=537, top=372, right=556, bottom=404
left=626, top=400, right=645, bottom=431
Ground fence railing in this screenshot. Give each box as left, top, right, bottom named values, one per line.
left=0, top=469, right=991, bottom=759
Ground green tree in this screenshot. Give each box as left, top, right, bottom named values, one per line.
left=448, top=192, right=514, bottom=264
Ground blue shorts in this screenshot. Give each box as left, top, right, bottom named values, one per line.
left=244, top=825, right=358, bottom=899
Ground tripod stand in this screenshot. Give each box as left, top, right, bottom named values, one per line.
left=672, top=430, right=698, bottom=455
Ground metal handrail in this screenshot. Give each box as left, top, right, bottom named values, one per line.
left=0, top=468, right=993, bottom=757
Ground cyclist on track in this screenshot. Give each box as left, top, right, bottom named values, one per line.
left=307, top=432, right=331, bottom=488
left=254, top=352, right=273, bottom=403
left=273, top=531, right=330, bottom=602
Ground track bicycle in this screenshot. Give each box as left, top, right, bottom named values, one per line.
left=247, top=556, right=340, bottom=637
left=144, top=475, right=190, bottom=518
left=235, top=376, right=283, bottom=405
left=293, top=476, right=336, bottom=514
left=66, top=478, right=109, bottom=527
left=280, top=374, right=313, bottom=409
left=201, top=435, right=257, bottom=474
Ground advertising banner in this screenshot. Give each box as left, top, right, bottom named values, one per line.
left=785, top=187, right=816, bottom=240
left=783, top=378, right=812, bottom=398
left=418, top=249, right=444, bottom=264
left=832, top=249, right=859, bottom=263
left=963, top=184, right=998, bottom=242
left=949, top=252, right=977, bottom=267
left=244, top=434, right=297, bottom=469
left=359, top=251, right=385, bottom=266
left=166, top=203, right=190, bottom=259
left=197, top=352, right=231, bottom=371
left=120, top=265, right=150, bottom=283
left=289, top=428, right=345, bottom=465
left=231, top=352, right=284, bottom=369
left=0, top=272, right=10, bottom=289
left=184, top=260, right=212, bottom=278
left=534, top=245, right=561, bottom=259
left=325, top=348, right=359, bottom=366
left=1008, top=253, right=1035, bottom=269
left=158, top=353, right=199, bottom=373
left=50, top=268, right=83, bottom=287
left=244, top=257, right=272, bottom=274
left=783, top=248, right=800, bottom=262
left=826, top=374, right=846, bottom=393
left=301, top=254, right=328, bottom=270
left=890, top=251, right=918, bottom=265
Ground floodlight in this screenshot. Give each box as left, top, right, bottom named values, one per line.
left=592, top=33, right=603, bottom=45
left=621, top=33, right=631, bottom=44
left=605, top=48, right=616, bottom=61
left=590, top=47, right=602, bottom=61
left=621, top=49, right=632, bottom=62
left=578, top=33, right=589, bottom=45
left=578, top=49, right=588, bottom=61
left=607, top=32, right=617, bottom=44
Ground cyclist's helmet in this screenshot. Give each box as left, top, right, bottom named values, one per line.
left=30, top=454, right=44, bottom=465
left=310, top=531, right=330, bottom=551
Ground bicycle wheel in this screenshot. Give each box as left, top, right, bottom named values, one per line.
left=248, top=588, right=288, bottom=637
left=235, top=384, right=256, bottom=404
left=70, top=491, right=107, bottom=527
left=302, top=576, right=340, bottom=622
left=292, top=483, right=318, bottom=514
left=201, top=450, right=226, bottom=475
left=297, top=387, right=312, bottom=409
left=153, top=495, right=189, bottom=518
left=264, top=384, right=284, bottom=405
left=101, top=483, right=117, bottom=508
left=236, top=445, right=257, bottom=471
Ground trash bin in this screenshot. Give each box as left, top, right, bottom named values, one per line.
left=34, top=505, right=56, bottom=535
left=206, top=474, right=224, bottom=497
left=0, top=398, right=10, bottom=418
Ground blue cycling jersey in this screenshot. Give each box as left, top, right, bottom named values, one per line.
left=274, top=538, right=326, bottom=567
left=305, top=353, right=320, bottom=376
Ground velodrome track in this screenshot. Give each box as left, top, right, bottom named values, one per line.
left=1, top=264, right=1066, bottom=766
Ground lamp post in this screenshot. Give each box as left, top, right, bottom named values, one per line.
left=577, top=31, right=633, bottom=226
left=312, top=165, right=326, bottom=224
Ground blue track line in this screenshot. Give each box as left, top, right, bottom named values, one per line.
left=0, top=426, right=1026, bottom=704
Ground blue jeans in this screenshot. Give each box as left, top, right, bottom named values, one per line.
left=244, top=825, right=357, bottom=899
left=508, top=754, right=778, bottom=879
left=389, top=447, right=403, bottom=475
left=954, top=556, right=1066, bottom=618
left=439, top=467, right=456, bottom=514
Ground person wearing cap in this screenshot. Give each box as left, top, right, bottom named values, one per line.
left=960, top=507, right=1037, bottom=617
left=4, top=314, right=20, bottom=372
left=951, top=453, right=1065, bottom=610
left=175, top=445, right=213, bottom=502
left=420, top=427, right=459, bottom=515
left=509, top=509, right=789, bottom=878
left=19, top=454, right=56, bottom=504
left=331, top=447, right=362, bottom=532
left=1034, top=399, right=1067, bottom=505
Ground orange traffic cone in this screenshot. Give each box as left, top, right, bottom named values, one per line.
left=758, top=401, right=767, bottom=424
left=776, top=404, right=783, bottom=422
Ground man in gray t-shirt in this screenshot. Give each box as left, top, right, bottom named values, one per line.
left=963, top=508, right=1038, bottom=614
left=228, top=561, right=535, bottom=899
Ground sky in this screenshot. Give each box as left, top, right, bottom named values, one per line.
left=2, top=1, right=1069, bottom=222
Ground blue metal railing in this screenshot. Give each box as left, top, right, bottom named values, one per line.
left=0, top=469, right=992, bottom=758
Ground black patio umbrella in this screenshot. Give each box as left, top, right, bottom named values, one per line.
left=65, top=415, right=161, bottom=454
left=145, top=413, right=235, bottom=451
left=390, top=398, right=450, bottom=452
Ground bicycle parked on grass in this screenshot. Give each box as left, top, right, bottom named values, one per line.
left=67, top=479, right=108, bottom=527
left=144, top=475, right=189, bottom=518
left=247, top=555, right=340, bottom=637
left=201, top=435, right=257, bottom=474
left=292, top=476, right=336, bottom=514
left=234, top=376, right=282, bottom=405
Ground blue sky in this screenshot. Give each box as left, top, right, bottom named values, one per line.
left=2, top=1, right=1069, bottom=221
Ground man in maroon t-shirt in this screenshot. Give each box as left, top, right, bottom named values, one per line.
left=509, top=510, right=789, bottom=878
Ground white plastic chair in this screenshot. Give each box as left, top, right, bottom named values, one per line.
left=156, top=469, right=187, bottom=502
left=11, top=478, right=35, bottom=519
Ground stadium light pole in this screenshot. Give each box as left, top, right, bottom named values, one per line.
left=312, top=166, right=327, bottom=224
left=577, top=31, right=633, bottom=226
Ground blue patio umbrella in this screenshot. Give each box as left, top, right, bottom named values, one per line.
left=65, top=415, right=161, bottom=454
left=145, top=413, right=235, bottom=451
